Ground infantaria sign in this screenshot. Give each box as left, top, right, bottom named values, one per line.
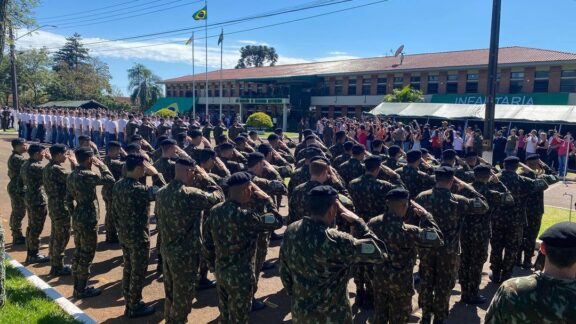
left=430, top=93, right=570, bottom=105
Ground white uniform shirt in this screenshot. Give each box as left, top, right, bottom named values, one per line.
left=105, top=120, right=118, bottom=133
left=118, top=118, right=127, bottom=132
left=83, top=117, right=91, bottom=130
left=92, top=118, right=103, bottom=131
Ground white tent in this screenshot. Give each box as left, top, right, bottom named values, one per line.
left=368, top=102, right=576, bottom=124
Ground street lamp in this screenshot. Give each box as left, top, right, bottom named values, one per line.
left=10, top=24, right=57, bottom=110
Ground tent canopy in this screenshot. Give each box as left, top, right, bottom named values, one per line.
left=145, top=97, right=195, bottom=115
left=38, top=100, right=107, bottom=109
left=368, top=102, right=576, bottom=124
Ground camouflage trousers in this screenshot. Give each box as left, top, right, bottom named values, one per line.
left=72, top=220, right=98, bottom=281
left=459, top=233, right=490, bottom=298
left=291, top=303, right=354, bottom=324
left=48, top=205, right=71, bottom=269
left=162, top=250, right=199, bottom=324
left=103, top=197, right=118, bottom=241
left=25, top=202, right=47, bottom=251
left=121, top=241, right=150, bottom=310
left=521, top=212, right=543, bottom=261
left=371, top=271, right=414, bottom=324
left=418, top=249, right=460, bottom=321
left=8, top=189, right=26, bottom=239
left=490, top=223, right=523, bottom=278
left=0, top=224, right=5, bottom=308
left=254, top=232, right=270, bottom=293
left=215, top=270, right=255, bottom=324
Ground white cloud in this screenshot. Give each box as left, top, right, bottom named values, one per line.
left=328, top=51, right=348, bottom=55
left=237, top=39, right=270, bottom=46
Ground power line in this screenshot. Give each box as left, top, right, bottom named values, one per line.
left=37, top=0, right=149, bottom=20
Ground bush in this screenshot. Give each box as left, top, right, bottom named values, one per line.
left=155, top=108, right=177, bottom=117
left=246, top=112, right=273, bottom=129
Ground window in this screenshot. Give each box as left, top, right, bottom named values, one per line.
left=185, top=91, right=193, bottom=97
left=509, top=71, right=524, bottom=94
left=333, top=107, right=342, bottom=116
left=467, top=74, right=479, bottom=81
left=393, top=77, right=403, bottom=89
left=347, top=79, right=357, bottom=95
left=560, top=70, right=576, bottom=92
left=320, top=106, right=329, bottom=117
left=257, top=84, right=264, bottom=95
left=377, top=78, right=387, bottom=95
left=410, top=76, right=420, bottom=90
left=346, top=107, right=356, bottom=118
left=362, top=79, right=372, bottom=95
left=230, top=84, right=236, bottom=96
left=335, top=80, right=343, bottom=96
left=533, top=71, right=549, bottom=93
left=320, top=81, right=330, bottom=96
left=208, top=89, right=212, bottom=97
left=446, top=74, right=458, bottom=93
left=427, top=75, right=439, bottom=94
left=466, top=73, right=479, bottom=93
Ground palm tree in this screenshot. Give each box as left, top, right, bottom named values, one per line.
left=127, top=63, right=163, bottom=110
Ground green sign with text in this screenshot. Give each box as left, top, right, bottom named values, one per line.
left=430, top=93, right=570, bottom=105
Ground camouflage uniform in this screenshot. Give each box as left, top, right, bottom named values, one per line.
left=337, top=158, right=365, bottom=186
left=280, top=216, right=387, bottom=323
left=155, top=179, right=223, bottom=323
left=384, top=158, right=404, bottom=171
left=491, top=170, right=548, bottom=279
left=124, top=120, right=139, bottom=140
left=20, top=158, right=48, bottom=253
left=43, top=160, right=72, bottom=269
left=102, top=156, right=124, bottom=242
left=348, top=174, right=397, bottom=221
left=288, top=165, right=347, bottom=196
left=228, top=125, right=244, bottom=140
left=202, top=125, right=213, bottom=141
left=395, top=165, right=435, bottom=198
left=139, top=122, right=156, bottom=143
left=220, top=157, right=245, bottom=174
left=368, top=210, right=443, bottom=324
left=485, top=272, right=576, bottom=323
left=112, top=175, right=165, bottom=311
left=288, top=179, right=350, bottom=225
left=184, top=144, right=202, bottom=162
left=202, top=200, right=283, bottom=324
left=415, top=187, right=489, bottom=320
left=7, top=151, right=26, bottom=240
left=329, top=143, right=345, bottom=161
left=332, top=153, right=351, bottom=168
left=67, top=164, right=115, bottom=283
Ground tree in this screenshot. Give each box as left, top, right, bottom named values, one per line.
left=53, top=33, right=90, bottom=70
left=0, top=0, right=38, bottom=65
left=383, top=86, right=424, bottom=103
left=127, top=63, right=163, bottom=111
left=16, top=48, right=53, bottom=106
left=235, top=45, right=278, bottom=69
left=246, top=112, right=273, bottom=129
left=47, top=57, right=111, bottom=101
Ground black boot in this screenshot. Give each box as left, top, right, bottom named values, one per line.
left=125, top=301, right=155, bottom=318
left=251, top=298, right=266, bottom=312
left=156, top=255, right=163, bottom=274
left=12, top=234, right=25, bottom=245
left=261, top=260, right=275, bottom=271
left=270, top=232, right=283, bottom=241
left=105, top=235, right=119, bottom=244
left=361, top=292, right=374, bottom=310
left=489, top=271, right=501, bottom=284
left=462, top=294, right=487, bottom=305
left=26, top=250, right=50, bottom=264
left=73, top=279, right=101, bottom=299
left=50, top=265, right=72, bottom=276
left=355, top=287, right=365, bottom=308
left=197, top=277, right=216, bottom=290
left=420, top=314, right=432, bottom=324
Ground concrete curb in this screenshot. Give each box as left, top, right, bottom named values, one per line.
left=5, top=254, right=97, bottom=324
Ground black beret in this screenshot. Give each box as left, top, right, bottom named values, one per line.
left=335, top=130, right=346, bottom=138
left=267, top=134, right=279, bottom=141
left=388, top=145, right=401, bottom=156
left=308, top=185, right=338, bottom=199
left=246, top=152, right=265, bottom=167
left=189, top=130, right=203, bottom=138
left=78, top=135, right=90, bottom=142
left=442, top=149, right=457, bottom=160
left=351, top=144, right=365, bottom=155
left=11, top=138, right=26, bottom=147
left=108, top=141, right=121, bottom=148
left=526, top=154, right=540, bottom=162
left=385, top=188, right=410, bottom=201
left=198, top=148, right=216, bottom=163
left=125, top=153, right=145, bottom=168
left=248, top=130, right=257, bottom=136
left=306, top=147, right=324, bottom=159
left=74, top=147, right=94, bottom=160
left=28, top=143, right=45, bottom=154
left=126, top=143, right=141, bottom=152
left=176, top=157, right=196, bottom=167
left=176, top=132, right=188, bottom=141
left=49, top=144, right=67, bottom=155
left=372, top=139, right=383, bottom=147
left=435, top=166, right=455, bottom=180
left=420, top=148, right=429, bottom=155
left=406, top=149, right=422, bottom=163
left=310, top=156, right=330, bottom=164
left=465, top=151, right=478, bottom=158
left=303, top=129, right=313, bottom=136
left=257, top=143, right=273, bottom=155
left=305, top=135, right=316, bottom=142
left=274, top=128, right=283, bottom=134
left=504, top=156, right=520, bottom=166
left=131, top=134, right=142, bottom=141
left=219, top=142, right=234, bottom=151
left=539, top=221, right=576, bottom=248
left=227, top=171, right=253, bottom=187
left=364, top=155, right=382, bottom=170
left=234, top=136, right=247, bottom=144
left=343, top=141, right=354, bottom=151
left=473, top=164, right=492, bottom=177
left=160, top=139, right=177, bottom=147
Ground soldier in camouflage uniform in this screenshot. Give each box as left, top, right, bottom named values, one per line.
left=20, top=143, right=50, bottom=263
left=112, top=154, right=165, bottom=318
left=332, top=141, right=353, bottom=168
left=348, top=155, right=398, bottom=309
left=440, top=149, right=475, bottom=183
left=370, top=139, right=388, bottom=158
left=288, top=147, right=347, bottom=195
left=102, top=141, right=125, bottom=243
left=337, top=144, right=366, bottom=186
left=328, top=130, right=347, bottom=161
left=43, top=144, right=77, bottom=275
left=138, top=117, right=156, bottom=144
left=280, top=185, right=388, bottom=323
left=227, top=121, right=245, bottom=141
left=395, top=149, right=436, bottom=198
left=67, top=147, right=115, bottom=298
left=485, top=221, right=576, bottom=323
left=368, top=188, right=444, bottom=324
left=491, top=156, right=549, bottom=283
left=155, top=158, right=224, bottom=323
left=384, top=145, right=404, bottom=170
left=519, top=154, right=560, bottom=269
left=184, top=130, right=204, bottom=161
left=459, top=165, right=513, bottom=304
left=415, top=166, right=489, bottom=323
left=7, top=138, right=28, bottom=244
left=124, top=115, right=139, bottom=143
left=203, top=172, right=283, bottom=323
left=218, top=143, right=246, bottom=174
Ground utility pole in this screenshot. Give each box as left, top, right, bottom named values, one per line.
left=9, top=23, right=18, bottom=111
left=483, top=0, right=501, bottom=160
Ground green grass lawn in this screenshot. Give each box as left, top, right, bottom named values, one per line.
left=0, top=261, right=79, bottom=324
left=540, top=206, right=574, bottom=236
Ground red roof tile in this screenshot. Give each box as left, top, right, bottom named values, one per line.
left=162, top=46, right=576, bottom=83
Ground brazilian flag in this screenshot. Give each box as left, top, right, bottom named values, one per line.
left=193, top=6, right=207, bottom=20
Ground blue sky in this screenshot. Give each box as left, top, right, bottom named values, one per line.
left=15, top=0, right=576, bottom=95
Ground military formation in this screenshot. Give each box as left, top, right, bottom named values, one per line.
left=3, top=120, right=575, bottom=323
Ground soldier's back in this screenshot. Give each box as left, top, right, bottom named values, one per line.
left=21, top=160, right=46, bottom=203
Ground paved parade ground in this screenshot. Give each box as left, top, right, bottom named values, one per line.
left=1, top=132, right=574, bottom=323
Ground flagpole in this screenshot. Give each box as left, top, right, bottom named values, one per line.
left=219, top=28, right=223, bottom=121
left=192, top=32, right=196, bottom=119
left=204, top=0, right=208, bottom=120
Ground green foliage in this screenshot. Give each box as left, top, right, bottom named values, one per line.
left=53, top=33, right=90, bottom=70
left=100, top=96, right=131, bottom=111
left=383, top=85, right=424, bottom=103
left=246, top=112, right=273, bottom=129
left=47, top=57, right=111, bottom=101
left=235, top=45, right=278, bottom=69
left=0, top=261, right=80, bottom=323
left=127, top=63, right=163, bottom=111
left=155, top=108, right=177, bottom=117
